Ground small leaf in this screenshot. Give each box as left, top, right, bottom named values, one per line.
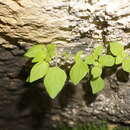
left=93, top=45, right=104, bottom=56
left=91, top=66, right=102, bottom=78
left=24, top=44, right=47, bottom=59
left=115, top=56, right=123, bottom=65
left=70, top=59, right=89, bottom=85
left=90, top=77, right=105, bottom=94
left=122, top=57, right=130, bottom=72
left=84, top=55, right=95, bottom=65
left=30, top=61, right=49, bottom=82
left=74, top=51, right=83, bottom=63
left=109, top=42, right=124, bottom=56
left=47, top=44, right=56, bottom=58
left=115, top=51, right=128, bottom=65
left=99, top=55, right=115, bottom=67
left=44, top=67, right=67, bottom=99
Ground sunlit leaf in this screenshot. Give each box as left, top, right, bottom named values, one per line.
left=93, top=45, right=104, bottom=56
left=90, top=77, right=105, bottom=94
left=115, top=56, right=123, bottom=65
left=99, top=55, right=115, bottom=67
left=91, top=66, right=102, bottom=78
left=122, top=57, right=130, bottom=73
left=47, top=44, right=56, bottom=58
left=45, top=55, right=52, bottom=62
left=74, top=51, right=83, bottom=63
left=122, top=51, right=129, bottom=58
left=84, top=55, right=95, bottom=65
left=70, top=59, right=89, bottom=85
left=30, top=61, right=49, bottom=82
left=44, top=67, right=67, bottom=99
left=115, top=51, right=129, bottom=65
left=109, top=42, right=124, bottom=56
left=24, top=44, right=47, bottom=59
left=32, top=56, right=43, bottom=63
left=92, top=53, right=98, bottom=60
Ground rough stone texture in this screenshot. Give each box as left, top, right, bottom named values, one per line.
left=0, top=0, right=130, bottom=129
left=0, top=0, right=130, bottom=50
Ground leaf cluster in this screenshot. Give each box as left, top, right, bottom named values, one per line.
left=24, top=44, right=67, bottom=99
left=24, top=42, right=130, bottom=99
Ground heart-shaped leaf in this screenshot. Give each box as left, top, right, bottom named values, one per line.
left=70, top=59, right=89, bottom=85
left=122, top=57, right=130, bottom=73
left=109, top=42, right=124, bottom=56
left=91, top=66, right=102, bottom=78
left=44, top=67, right=67, bottom=99
left=30, top=61, right=49, bottom=82
left=24, top=44, right=47, bottom=59
left=99, top=55, right=115, bottom=67
left=115, top=51, right=129, bottom=65
left=115, top=56, right=123, bottom=65
left=85, top=55, right=95, bottom=65
left=90, top=77, right=105, bottom=94
left=93, top=45, right=104, bottom=56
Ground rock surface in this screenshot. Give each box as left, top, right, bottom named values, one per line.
left=0, top=0, right=130, bottom=129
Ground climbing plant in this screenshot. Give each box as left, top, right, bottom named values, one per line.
left=24, top=42, right=130, bottom=99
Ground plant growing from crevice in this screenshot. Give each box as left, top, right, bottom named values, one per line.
left=24, top=42, right=130, bottom=99
left=24, top=44, right=67, bottom=99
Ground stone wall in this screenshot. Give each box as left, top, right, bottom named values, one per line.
left=0, top=0, right=130, bottom=129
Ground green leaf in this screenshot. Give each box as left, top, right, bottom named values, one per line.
left=47, top=44, right=56, bottom=58
left=109, top=42, right=124, bottom=56
left=99, top=55, right=115, bottom=67
left=30, top=61, right=49, bottom=82
left=24, top=44, right=47, bottom=59
left=44, top=67, right=67, bottom=99
left=90, top=77, right=105, bottom=94
left=92, top=53, right=98, bottom=60
left=70, top=60, right=89, bottom=85
left=91, top=66, right=102, bottom=78
left=115, top=51, right=128, bottom=65
left=93, top=61, right=99, bottom=66
left=74, top=51, right=83, bottom=63
left=122, top=51, right=129, bottom=58
left=115, top=56, right=123, bottom=65
left=122, top=57, right=130, bottom=72
left=45, top=55, right=52, bottom=62
left=93, top=45, right=104, bottom=56
left=32, top=56, right=43, bottom=63
left=93, top=62, right=102, bottom=68
left=84, top=55, right=95, bottom=65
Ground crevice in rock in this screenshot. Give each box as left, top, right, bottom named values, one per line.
left=0, top=32, right=36, bottom=50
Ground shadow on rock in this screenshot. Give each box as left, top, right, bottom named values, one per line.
left=17, top=60, right=53, bottom=130
left=82, top=80, right=97, bottom=105
left=58, top=82, right=76, bottom=108
left=102, top=66, right=117, bottom=78
left=116, top=68, right=129, bottom=82
left=17, top=82, right=52, bottom=130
